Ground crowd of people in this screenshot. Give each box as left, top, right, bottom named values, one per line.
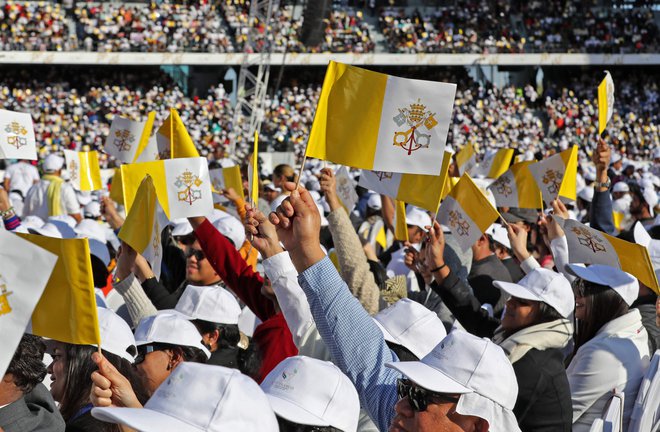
left=1, top=122, right=659, bottom=430
left=0, top=0, right=656, bottom=53
left=379, top=1, right=659, bottom=54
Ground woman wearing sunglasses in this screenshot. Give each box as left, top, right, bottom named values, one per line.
left=564, top=264, right=649, bottom=431
left=46, top=308, right=147, bottom=432
left=424, top=221, right=574, bottom=431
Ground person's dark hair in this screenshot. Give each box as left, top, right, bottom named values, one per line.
left=6, top=334, right=47, bottom=394
left=277, top=415, right=343, bottom=432
left=273, top=164, right=297, bottom=183
left=571, top=278, right=629, bottom=354
left=192, top=320, right=240, bottom=350
left=58, top=345, right=148, bottom=431
left=168, top=345, right=209, bottom=364
left=536, top=302, right=565, bottom=324
left=237, top=339, right=261, bottom=380
left=90, top=255, right=110, bottom=288
left=386, top=341, right=419, bottom=362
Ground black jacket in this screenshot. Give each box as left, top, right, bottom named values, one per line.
left=430, top=270, right=572, bottom=431
left=468, top=254, right=512, bottom=315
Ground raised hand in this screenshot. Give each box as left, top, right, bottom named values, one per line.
left=90, top=352, right=142, bottom=409
left=269, top=181, right=325, bottom=272
left=424, top=221, right=446, bottom=269
left=222, top=187, right=242, bottom=203
left=100, top=196, right=124, bottom=230
left=319, top=167, right=341, bottom=211
left=506, top=223, right=530, bottom=262
left=244, top=203, right=283, bottom=258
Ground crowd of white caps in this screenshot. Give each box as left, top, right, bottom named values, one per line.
left=0, top=66, right=657, bottom=170
left=0, top=0, right=656, bottom=53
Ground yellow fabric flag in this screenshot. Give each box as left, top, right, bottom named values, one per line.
left=441, top=176, right=459, bottom=200
left=455, top=143, right=477, bottom=175
left=18, top=234, right=100, bottom=345
left=598, top=71, right=615, bottom=135
left=157, top=109, right=200, bottom=159
left=484, top=149, right=515, bottom=179
left=132, top=112, right=157, bottom=163
left=109, top=168, right=124, bottom=204
left=488, top=161, right=543, bottom=209
left=306, top=61, right=456, bottom=176
left=249, top=132, right=259, bottom=205
left=63, top=150, right=103, bottom=191
left=209, top=165, right=245, bottom=202
left=394, top=200, right=409, bottom=242
left=437, top=173, right=500, bottom=251
left=612, top=211, right=624, bottom=232
left=528, top=146, right=578, bottom=204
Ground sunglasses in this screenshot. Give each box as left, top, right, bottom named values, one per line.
left=396, top=378, right=460, bottom=412
left=135, top=344, right=169, bottom=365
left=185, top=248, right=206, bottom=261
left=276, top=416, right=328, bottom=432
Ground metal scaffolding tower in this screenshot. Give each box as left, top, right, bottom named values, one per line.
left=229, top=0, right=277, bottom=158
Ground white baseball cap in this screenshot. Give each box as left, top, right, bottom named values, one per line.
left=21, top=215, right=44, bottom=230
left=43, top=154, right=64, bottom=173
left=612, top=182, right=629, bottom=193
left=366, top=193, right=382, bottom=210
left=92, top=363, right=278, bottom=432
left=641, top=187, right=658, bottom=216
left=611, top=153, right=622, bottom=164
left=261, top=356, right=360, bottom=432
left=578, top=187, right=594, bottom=203
left=486, top=224, right=511, bottom=250
left=28, top=222, right=63, bottom=238
left=46, top=218, right=77, bottom=238
left=75, top=219, right=107, bottom=243
left=386, top=330, right=520, bottom=432
left=211, top=211, right=246, bottom=248
left=494, top=268, right=574, bottom=318
left=134, top=312, right=211, bottom=359
left=175, top=285, right=242, bottom=325
left=96, top=307, right=137, bottom=363
left=565, top=264, right=639, bottom=306
left=373, top=298, right=447, bottom=360
left=171, top=218, right=193, bottom=237
left=633, top=222, right=660, bottom=279
left=88, top=238, right=111, bottom=267
left=83, top=201, right=102, bottom=219
left=405, top=206, right=432, bottom=232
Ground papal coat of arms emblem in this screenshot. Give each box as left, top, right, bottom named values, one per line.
left=542, top=169, right=563, bottom=194
left=175, top=169, right=203, bottom=205
left=113, top=129, right=136, bottom=152
left=448, top=210, right=470, bottom=237
left=492, top=175, right=513, bottom=197
left=0, top=275, right=13, bottom=316
left=374, top=171, right=394, bottom=181
left=571, top=226, right=607, bottom=254
left=392, top=99, right=438, bottom=155
left=5, top=121, right=28, bottom=150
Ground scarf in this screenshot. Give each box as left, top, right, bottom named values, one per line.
left=492, top=318, right=573, bottom=364
left=42, top=174, right=64, bottom=216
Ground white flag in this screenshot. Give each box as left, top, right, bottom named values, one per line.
left=105, top=116, right=151, bottom=164
left=0, top=110, right=37, bottom=160
left=0, top=230, right=58, bottom=377
left=335, top=166, right=358, bottom=212
left=142, top=204, right=169, bottom=281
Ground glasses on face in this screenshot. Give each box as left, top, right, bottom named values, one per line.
left=396, top=378, right=460, bottom=412
left=135, top=344, right=169, bottom=365
left=185, top=248, right=206, bottom=261
left=276, top=416, right=328, bottom=432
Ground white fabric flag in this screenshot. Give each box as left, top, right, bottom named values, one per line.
left=135, top=135, right=160, bottom=163
left=142, top=204, right=169, bottom=281
left=0, top=109, right=37, bottom=160
left=335, top=166, right=359, bottom=212
left=0, top=230, right=58, bottom=377
left=104, top=117, right=148, bottom=164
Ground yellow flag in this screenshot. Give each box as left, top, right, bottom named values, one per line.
left=455, top=143, right=477, bottom=175
left=598, top=71, right=614, bottom=135
left=132, top=111, right=156, bottom=163
left=394, top=200, right=409, bottom=242
left=109, top=168, right=124, bottom=204
left=488, top=161, right=543, bottom=209
left=18, top=234, right=100, bottom=345
left=483, top=148, right=515, bottom=179
left=250, top=132, right=259, bottom=205
left=63, top=150, right=103, bottom=191
left=441, top=176, right=459, bottom=200
left=157, top=109, right=199, bottom=159
left=612, top=211, right=624, bottom=232
left=209, top=165, right=245, bottom=201
left=528, top=146, right=578, bottom=204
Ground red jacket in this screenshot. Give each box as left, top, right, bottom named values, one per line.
left=194, top=219, right=297, bottom=382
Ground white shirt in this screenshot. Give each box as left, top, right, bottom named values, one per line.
left=22, top=178, right=81, bottom=220
left=3, top=161, right=39, bottom=197
left=567, top=309, right=650, bottom=431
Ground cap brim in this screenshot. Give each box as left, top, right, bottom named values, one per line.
left=385, top=361, right=473, bottom=395
left=493, top=280, right=542, bottom=303
left=564, top=263, right=594, bottom=282
left=92, top=407, right=203, bottom=432
left=373, top=319, right=397, bottom=344
left=266, top=395, right=331, bottom=428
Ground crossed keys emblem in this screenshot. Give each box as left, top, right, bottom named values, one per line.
left=174, top=169, right=203, bottom=205
left=113, top=129, right=135, bottom=152
left=392, top=99, right=438, bottom=156
left=492, top=175, right=513, bottom=197
left=374, top=171, right=393, bottom=181
left=68, top=159, right=79, bottom=183
left=571, top=226, right=606, bottom=253
left=448, top=210, right=470, bottom=237
left=542, top=169, right=563, bottom=194
left=5, top=121, right=28, bottom=149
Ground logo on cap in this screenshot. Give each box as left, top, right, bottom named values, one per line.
left=0, top=275, right=13, bottom=316
left=5, top=121, right=28, bottom=149
left=392, top=99, right=437, bottom=156
left=175, top=169, right=203, bottom=205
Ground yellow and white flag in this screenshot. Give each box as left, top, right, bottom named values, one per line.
left=121, top=157, right=213, bottom=220
left=104, top=114, right=155, bottom=164
left=335, top=166, right=358, bottom=212
left=393, top=200, right=409, bottom=242
left=455, top=143, right=477, bottom=176
left=18, top=234, right=101, bottom=345
left=555, top=217, right=659, bottom=293
left=476, top=148, right=514, bottom=179
left=306, top=61, right=456, bottom=176
left=0, top=109, right=37, bottom=160
left=155, top=109, right=200, bottom=159
left=598, top=71, right=615, bottom=135
left=488, top=161, right=543, bottom=209
left=437, top=173, right=500, bottom=252
left=209, top=165, right=244, bottom=204
left=0, top=230, right=58, bottom=377
left=63, top=150, right=103, bottom=191
left=119, top=176, right=169, bottom=280
left=109, top=168, right=124, bottom=204
left=248, top=132, right=259, bottom=205
left=528, top=146, right=578, bottom=205
left=358, top=151, right=451, bottom=213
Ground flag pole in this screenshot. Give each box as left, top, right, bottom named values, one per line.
left=170, top=108, right=174, bottom=159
